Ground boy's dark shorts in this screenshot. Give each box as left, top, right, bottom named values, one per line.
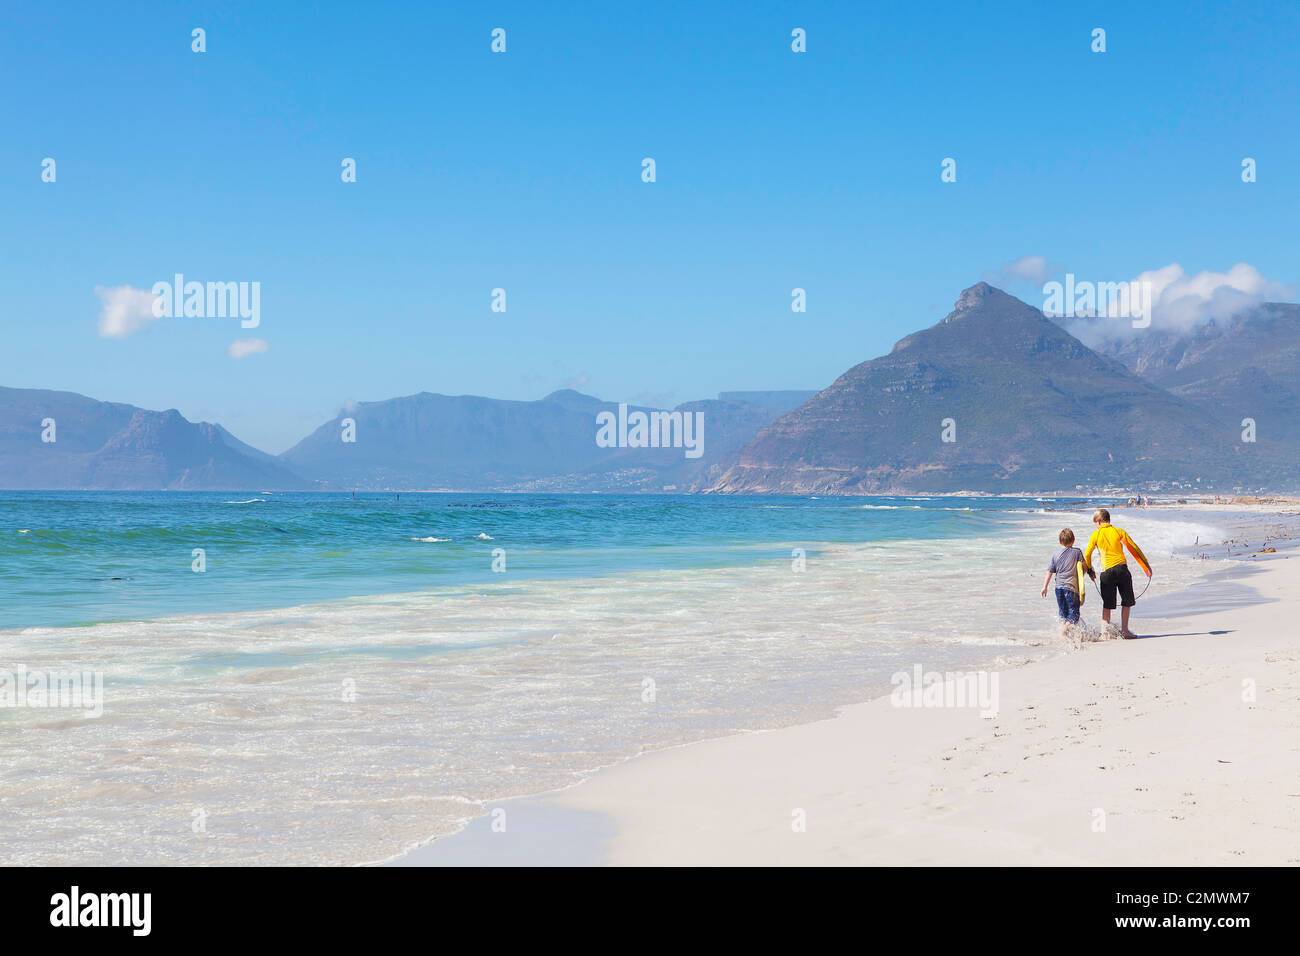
left=1100, top=563, right=1136, bottom=610
left=1055, top=587, right=1080, bottom=623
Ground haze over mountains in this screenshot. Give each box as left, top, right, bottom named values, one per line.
left=0, top=387, right=309, bottom=491
left=2, top=284, right=1295, bottom=493
left=0, top=386, right=813, bottom=492
left=279, top=389, right=812, bottom=491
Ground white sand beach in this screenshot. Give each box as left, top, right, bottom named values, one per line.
left=398, top=505, right=1300, bottom=866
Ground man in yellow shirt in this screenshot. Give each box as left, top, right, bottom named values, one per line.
left=1083, top=508, right=1152, bottom=638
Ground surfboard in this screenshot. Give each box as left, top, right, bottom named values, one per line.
left=1119, top=530, right=1152, bottom=577
left=1075, top=561, right=1087, bottom=605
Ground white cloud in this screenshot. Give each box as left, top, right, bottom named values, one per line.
left=985, top=255, right=1064, bottom=286
left=96, top=285, right=160, bottom=338
left=1134, top=262, right=1291, bottom=329
left=226, top=337, right=269, bottom=359
left=1066, top=262, right=1295, bottom=344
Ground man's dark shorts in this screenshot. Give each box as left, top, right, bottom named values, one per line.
left=1055, top=587, right=1080, bottom=623
left=1100, top=563, right=1136, bottom=610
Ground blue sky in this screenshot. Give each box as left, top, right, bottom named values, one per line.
left=3, top=1, right=1298, bottom=452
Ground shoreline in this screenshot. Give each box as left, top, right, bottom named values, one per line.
left=9, top=496, right=1079, bottom=865
left=390, top=504, right=1300, bottom=866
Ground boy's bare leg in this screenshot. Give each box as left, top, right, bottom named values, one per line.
left=1121, top=606, right=1135, bottom=637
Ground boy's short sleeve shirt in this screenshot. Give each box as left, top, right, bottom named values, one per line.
left=1049, top=546, right=1084, bottom=591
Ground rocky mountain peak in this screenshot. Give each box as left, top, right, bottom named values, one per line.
left=943, top=281, right=1008, bottom=322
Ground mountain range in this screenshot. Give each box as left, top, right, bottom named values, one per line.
left=1079, top=303, right=1300, bottom=447
left=0, top=386, right=812, bottom=492
left=0, top=387, right=307, bottom=491
left=2, top=284, right=1295, bottom=493
left=705, top=283, right=1292, bottom=494
left=279, top=389, right=812, bottom=492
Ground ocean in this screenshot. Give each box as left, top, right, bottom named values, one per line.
left=0, top=492, right=1230, bottom=864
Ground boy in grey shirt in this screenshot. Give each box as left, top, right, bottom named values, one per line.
left=1040, top=528, right=1094, bottom=631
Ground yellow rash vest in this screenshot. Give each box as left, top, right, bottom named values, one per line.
left=1084, top=523, right=1151, bottom=575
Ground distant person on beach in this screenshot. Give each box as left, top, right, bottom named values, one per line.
left=1083, top=509, right=1152, bottom=638
left=1041, top=528, right=1094, bottom=634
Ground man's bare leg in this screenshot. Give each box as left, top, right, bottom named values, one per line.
left=1101, top=606, right=1126, bottom=638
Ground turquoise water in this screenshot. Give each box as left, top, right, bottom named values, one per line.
left=1, top=492, right=1229, bottom=865
left=2, top=491, right=1046, bottom=630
